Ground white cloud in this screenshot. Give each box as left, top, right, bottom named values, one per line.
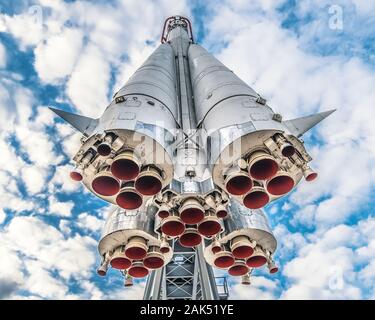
left=3, top=216, right=97, bottom=286
left=77, top=212, right=103, bottom=233
left=34, top=28, right=84, bottom=83
left=48, top=195, right=75, bottom=217
left=22, top=165, right=48, bottom=195
left=0, top=42, right=6, bottom=68
left=229, top=276, right=278, bottom=300
left=0, top=209, right=5, bottom=224
left=66, top=44, right=111, bottom=117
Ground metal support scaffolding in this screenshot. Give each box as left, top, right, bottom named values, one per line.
left=144, top=240, right=228, bottom=300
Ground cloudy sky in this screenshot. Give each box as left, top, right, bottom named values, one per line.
left=0, top=0, right=374, bottom=300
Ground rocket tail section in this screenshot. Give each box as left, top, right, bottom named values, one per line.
left=283, top=109, right=336, bottom=137
left=49, top=107, right=98, bottom=136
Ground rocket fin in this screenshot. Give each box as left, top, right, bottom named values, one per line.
left=283, top=109, right=336, bottom=137
left=49, top=107, right=98, bottom=136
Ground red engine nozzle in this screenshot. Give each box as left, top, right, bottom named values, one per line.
left=180, top=198, right=205, bottom=224
left=91, top=170, right=120, bottom=196
left=179, top=228, right=202, bottom=247
left=248, top=151, right=279, bottom=180
left=111, top=151, right=140, bottom=180
left=127, top=261, right=149, bottom=278
left=243, top=185, right=270, bottom=209
left=266, top=171, right=295, bottom=196
left=115, top=185, right=143, bottom=210
left=135, top=166, right=163, bottom=196
left=125, top=237, right=148, bottom=260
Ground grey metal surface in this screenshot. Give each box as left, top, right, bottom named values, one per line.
left=143, top=19, right=220, bottom=301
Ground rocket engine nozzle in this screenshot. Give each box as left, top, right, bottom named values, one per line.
left=241, top=274, right=251, bottom=285
left=115, top=184, right=143, bottom=210
left=228, top=260, right=250, bottom=276
left=213, top=251, right=235, bottom=268
left=135, top=166, right=163, bottom=196
left=97, top=134, right=114, bottom=156
left=224, top=168, right=253, bottom=196
left=157, top=204, right=170, bottom=219
left=97, top=142, right=112, bottom=156
left=198, top=214, right=221, bottom=237
left=267, top=259, right=279, bottom=274
left=243, top=185, right=270, bottom=209
left=97, top=257, right=110, bottom=276
left=110, top=247, right=132, bottom=270
left=111, top=151, right=140, bottom=180
left=266, top=171, right=295, bottom=196
left=179, top=198, right=205, bottom=224
left=280, top=142, right=296, bottom=157
left=179, top=228, right=202, bottom=247
left=161, top=214, right=185, bottom=237
left=143, top=248, right=165, bottom=269
left=160, top=238, right=171, bottom=253
left=70, top=167, right=83, bottom=181
left=211, top=240, right=222, bottom=254
left=230, top=236, right=255, bottom=259
left=215, top=204, right=228, bottom=218
left=92, top=170, right=120, bottom=196
left=303, top=166, right=318, bottom=182
left=125, top=237, right=148, bottom=260
left=246, top=246, right=267, bottom=268
left=248, top=151, right=279, bottom=180
left=127, top=261, right=149, bottom=278
left=124, top=273, right=133, bottom=287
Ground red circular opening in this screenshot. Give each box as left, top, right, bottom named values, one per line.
left=161, top=220, right=185, bottom=237
left=306, top=172, right=318, bottom=182
left=160, top=246, right=170, bottom=254
left=226, top=175, right=252, bottom=195
left=250, top=158, right=278, bottom=180
left=214, top=255, right=235, bottom=268
left=158, top=210, right=169, bottom=219
left=179, top=232, right=202, bottom=247
left=128, top=266, right=149, bottom=278
left=125, top=246, right=147, bottom=260
left=135, top=175, right=162, bottom=196
left=270, top=267, right=279, bottom=274
left=232, top=245, right=254, bottom=259
left=212, top=246, right=222, bottom=254
left=92, top=175, right=120, bottom=196
left=198, top=220, right=221, bottom=237
left=97, top=269, right=106, bottom=276
left=70, top=171, right=83, bottom=181
left=246, top=255, right=267, bottom=268
left=228, top=264, right=249, bottom=276
left=216, top=210, right=228, bottom=218
left=110, top=257, right=131, bottom=270
left=180, top=207, right=205, bottom=224
left=97, top=143, right=111, bottom=156
left=243, top=190, right=270, bottom=209
left=143, top=256, right=164, bottom=269
left=267, top=175, right=294, bottom=195
left=111, top=158, right=139, bottom=180
left=116, top=190, right=142, bottom=210
left=281, top=145, right=296, bottom=157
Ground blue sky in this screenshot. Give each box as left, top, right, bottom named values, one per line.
left=0, top=0, right=374, bottom=300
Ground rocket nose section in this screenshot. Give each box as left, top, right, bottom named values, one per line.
left=283, top=109, right=336, bottom=137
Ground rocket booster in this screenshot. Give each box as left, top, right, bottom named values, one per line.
left=50, top=16, right=334, bottom=281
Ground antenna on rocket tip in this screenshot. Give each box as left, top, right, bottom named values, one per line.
left=161, top=15, right=194, bottom=43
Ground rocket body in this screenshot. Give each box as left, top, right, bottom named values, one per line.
left=51, top=16, right=334, bottom=283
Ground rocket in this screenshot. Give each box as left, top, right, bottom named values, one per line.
left=51, top=16, right=334, bottom=281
